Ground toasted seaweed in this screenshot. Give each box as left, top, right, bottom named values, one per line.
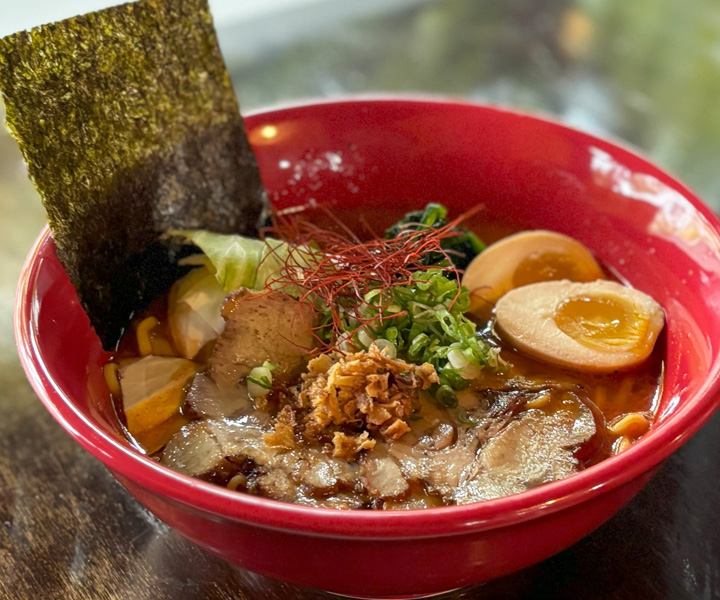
left=0, top=0, right=267, bottom=348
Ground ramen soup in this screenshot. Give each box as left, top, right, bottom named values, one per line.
left=105, top=205, right=664, bottom=510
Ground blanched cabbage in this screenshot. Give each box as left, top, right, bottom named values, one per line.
left=168, top=265, right=227, bottom=360
left=171, top=230, right=291, bottom=292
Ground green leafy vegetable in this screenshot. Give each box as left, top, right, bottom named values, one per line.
left=384, top=203, right=486, bottom=271
left=171, top=230, right=271, bottom=292
left=170, top=230, right=301, bottom=294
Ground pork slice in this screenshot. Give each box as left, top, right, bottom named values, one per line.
left=209, top=289, right=315, bottom=388
left=389, top=428, right=481, bottom=501
left=243, top=447, right=360, bottom=504
left=299, top=493, right=365, bottom=510
left=361, top=451, right=409, bottom=500
left=455, top=398, right=596, bottom=504
left=162, top=414, right=364, bottom=504
left=382, top=494, right=445, bottom=510
left=209, top=417, right=278, bottom=465
left=382, top=388, right=528, bottom=503
left=161, top=416, right=277, bottom=480
left=186, top=372, right=255, bottom=420
left=299, top=449, right=358, bottom=496
left=160, top=420, right=224, bottom=478
left=253, top=469, right=299, bottom=502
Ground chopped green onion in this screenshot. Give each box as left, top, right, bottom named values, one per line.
left=357, top=328, right=374, bottom=348
left=434, top=384, right=458, bottom=408
left=408, top=333, right=431, bottom=361
left=448, top=348, right=470, bottom=370
left=373, top=339, right=397, bottom=359
left=341, top=269, right=500, bottom=401
left=457, top=408, right=478, bottom=427
left=247, top=375, right=271, bottom=388
left=247, top=365, right=274, bottom=397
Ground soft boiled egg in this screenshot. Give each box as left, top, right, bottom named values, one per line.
left=462, top=230, right=605, bottom=321
left=495, top=279, right=665, bottom=373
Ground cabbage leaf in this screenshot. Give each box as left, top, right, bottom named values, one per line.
left=171, top=230, right=289, bottom=292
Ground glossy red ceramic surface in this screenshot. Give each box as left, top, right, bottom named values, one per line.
left=15, top=99, right=720, bottom=597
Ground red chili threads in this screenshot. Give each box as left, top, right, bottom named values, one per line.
left=263, top=203, right=485, bottom=351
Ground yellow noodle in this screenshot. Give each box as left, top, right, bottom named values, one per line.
left=524, top=392, right=551, bottom=410
left=136, top=316, right=159, bottom=357
left=227, top=474, right=247, bottom=491
left=608, top=412, right=650, bottom=438
left=613, top=436, right=633, bottom=454
left=613, top=376, right=634, bottom=409
left=103, top=363, right=121, bottom=397
left=151, top=336, right=177, bottom=357
left=593, top=385, right=607, bottom=410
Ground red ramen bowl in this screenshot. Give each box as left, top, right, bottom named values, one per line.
left=15, top=98, right=720, bottom=598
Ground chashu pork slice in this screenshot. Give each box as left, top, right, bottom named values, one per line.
left=360, top=444, right=410, bottom=500
left=161, top=416, right=362, bottom=507
left=161, top=416, right=277, bottom=481
left=209, top=289, right=316, bottom=388
left=385, top=392, right=491, bottom=502
left=389, top=428, right=481, bottom=501
left=454, top=397, right=596, bottom=504
left=185, top=372, right=256, bottom=420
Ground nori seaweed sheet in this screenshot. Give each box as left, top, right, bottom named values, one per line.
left=0, top=0, right=267, bottom=348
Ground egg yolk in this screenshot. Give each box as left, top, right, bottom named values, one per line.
left=554, top=294, right=650, bottom=354
left=512, top=251, right=590, bottom=288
